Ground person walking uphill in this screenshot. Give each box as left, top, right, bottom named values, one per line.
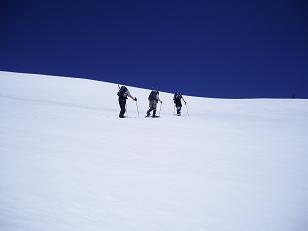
left=117, top=86, right=137, bottom=118
left=146, top=90, right=162, bottom=118
left=173, top=92, right=187, bottom=116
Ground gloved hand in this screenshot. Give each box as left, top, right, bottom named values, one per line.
left=134, top=97, right=137, bottom=101
left=160, top=101, right=163, bottom=103
left=184, top=101, right=187, bottom=104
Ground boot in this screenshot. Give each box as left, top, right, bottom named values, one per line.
left=152, top=110, right=159, bottom=118
left=177, top=107, right=181, bottom=116
left=146, top=110, right=151, bottom=117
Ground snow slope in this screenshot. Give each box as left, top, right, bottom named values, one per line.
left=1, top=71, right=308, bottom=231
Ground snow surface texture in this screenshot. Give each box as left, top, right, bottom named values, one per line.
left=1, top=71, right=308, bottom=231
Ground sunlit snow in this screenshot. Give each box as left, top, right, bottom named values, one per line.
left=1, top=71, right=308, bottom=231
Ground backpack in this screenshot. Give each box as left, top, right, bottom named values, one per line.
left=117, top=86, right=128, bottom=97
left=148, top=90, right=159, bottom=101
left=174, top=93, right=182, bottom=101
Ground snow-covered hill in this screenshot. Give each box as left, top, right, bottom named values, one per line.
left=1, top=71, right=308, bottom=231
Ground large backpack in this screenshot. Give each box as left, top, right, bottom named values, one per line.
left=148, top=90, right=158, bottom=101
left=117, top=86, right=128, bottom=97
left=174, top=93, right=182, bottom=101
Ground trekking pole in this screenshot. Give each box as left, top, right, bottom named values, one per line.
left=159, top=102, right=162, bottom=117
left=136, top=101, right=140, bottom=118
left=185, top=103, right=189, bottom=117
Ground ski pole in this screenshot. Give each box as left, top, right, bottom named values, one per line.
left=159, top=102, right=162, bottom=117
left=174, top=104, right=176, bottom=115
left=185, top=103, right=189, bottom=117
left=125, top=104, right=128, bottom=117
left=136, top=101, right=139, bottom=118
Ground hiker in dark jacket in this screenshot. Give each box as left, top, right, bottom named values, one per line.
left=173, top=92, right=186, bottom=116
left=117, top=86, right=137, bottom=118
left=146, top=90, right=162, bottom=118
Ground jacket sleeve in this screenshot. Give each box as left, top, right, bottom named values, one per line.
left=125, top=90, right=133, bottom=98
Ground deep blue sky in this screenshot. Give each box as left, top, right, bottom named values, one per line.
left=1, top=0, right=307, bottom=98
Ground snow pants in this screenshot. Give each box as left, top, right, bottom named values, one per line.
left=147, top=100, right=158, bottom=116
left=175, top=101, right=182, bottom=115
left=119, top=97, right=127, bottom=118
